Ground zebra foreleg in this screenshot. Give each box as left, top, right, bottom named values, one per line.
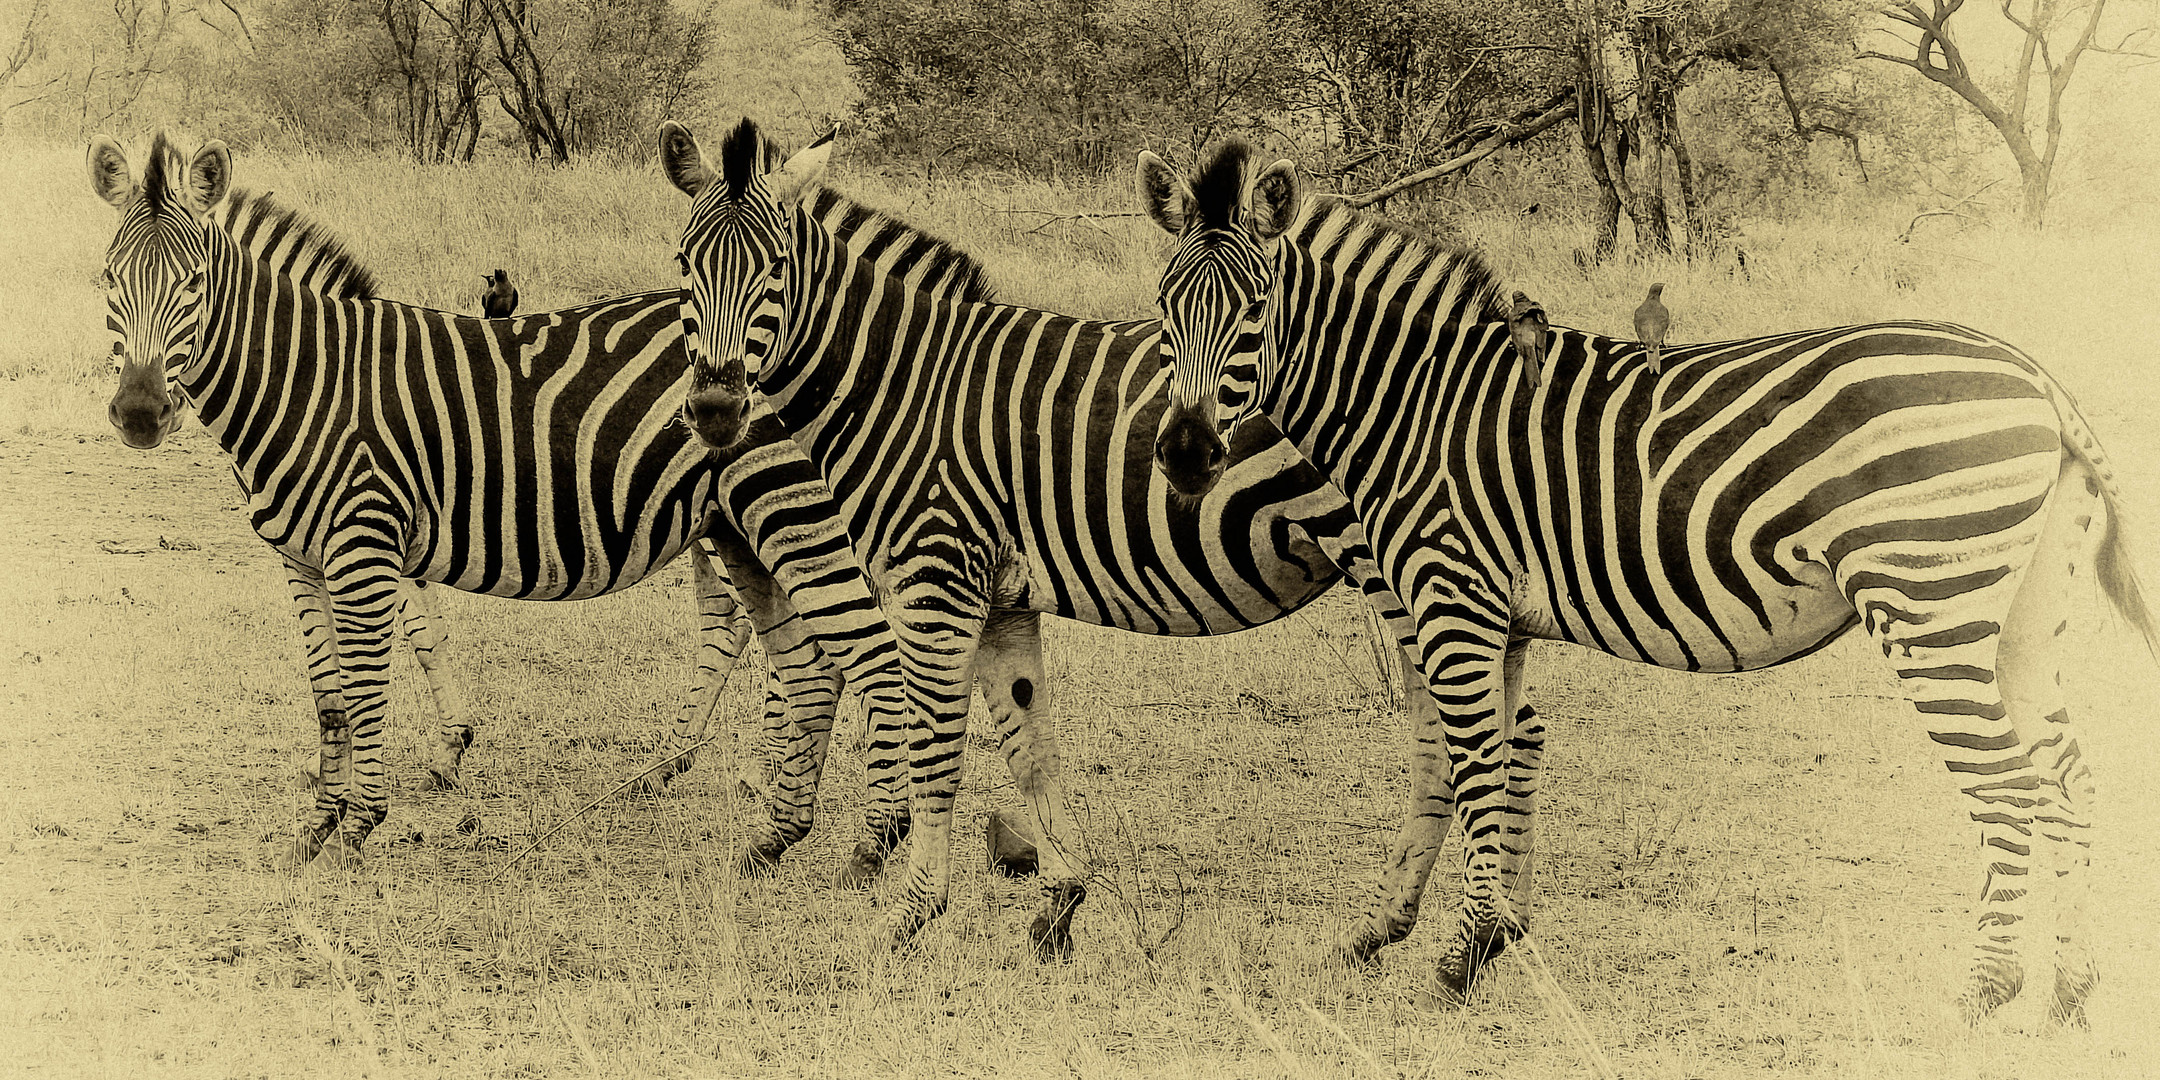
left=976, top=610, right=1091, bottom=962
left=871, top=563, right=991, bottom=950
left=704, top=530, right=840, bottom=874
left=281, top=554, right=349, bottom=866
left=311, top=513, right=407, bottom=866
left=397, top=579, right=475, bottom=792
left=1496, top=638, right=1543, bottom=935
left=1340, top=648, right=1455, bottom=968
left=1428, top=638, right=1524, bottom=1005
left=644, top=540, right=756, bottom=794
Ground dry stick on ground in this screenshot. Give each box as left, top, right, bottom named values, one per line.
left=975, top=202, right=1147, bottom=238
left=1508, top=935, right=1619, bottom=1080
left=1296, top=999, right=1397, bottom=1079
left=490, top=729, right=732, bottom=881
left=1215, top=987, right=1307, bottom=1075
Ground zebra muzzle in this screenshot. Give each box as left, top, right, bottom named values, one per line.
left=1154, top=404, right=1227, bottom=497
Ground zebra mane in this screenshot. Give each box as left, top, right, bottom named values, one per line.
left=216, top=187, right=381, bottom=300
left=1191, top=139, right=1254, bottom=231
left=808, top=187, right=997, bottom=305
left=1295, top=197, right=1511, bottom=327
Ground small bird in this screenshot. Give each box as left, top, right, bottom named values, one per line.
left=481, top=269, right=518, bottom=318
left=1634, top=283, right=1669, bottom=375
left=1508, top=290, right=1548, bottom=389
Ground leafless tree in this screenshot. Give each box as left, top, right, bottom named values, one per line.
left=1861, top=0, right=2156, bottom=226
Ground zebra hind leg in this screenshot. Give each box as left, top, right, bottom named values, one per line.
left=1849, top=553, right=2048, bottom=1024
left=976, top=611, right=1091, bottom=962
left=398, top=579, right=475, bottom=792
left=1995, top=467, right=2108, bottom=1027
left=835, top=677, right=913, bottom=890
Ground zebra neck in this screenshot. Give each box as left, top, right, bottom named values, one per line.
left=755, top=216, right=919, bottom=447
left=1261, top=241, right=1508, bottom=492
left=182, top=235, right=350, bottom=475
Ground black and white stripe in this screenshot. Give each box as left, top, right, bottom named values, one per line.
left=661, top=118, right=1443, bottom=959
left=1144, top=141, right=2157, bottom=1024
left=90, top=132, right=908, bottom=867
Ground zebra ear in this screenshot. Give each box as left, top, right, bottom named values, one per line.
left=1136, top=150, right=1188, bottom=236
left=88, top=136, right=134, bottom=209
left=187, top=140, right=232, bottom=212
left=659, top=122, right=714, bottom=198
left=766, top=137, right=831, bottom=207
left=1248, top=159, right=1299, bottom=241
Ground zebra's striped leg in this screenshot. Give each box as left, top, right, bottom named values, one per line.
left=1848, top=556, right=2044, bottom=1023
left=871, top=567, right=991, bottom=950
left=703, top=531, right=842, bottom=874
left=1428, top=638, right=1524, bottom=1004
left=976, top=611, right=1091, bottom=962
left=644, top=540, right=756, bottom=795
left=1339, top=648, right=1456, bottom=967
left=313, top=512, right=408, bottom=866
left=281, top=554, right=348, bottom=865
left=397, top=580, right=474, bottom=792
left=1497, top=639, right=1544, bottom=926
left=837, top=679, right=915, bottom=890
left=1995, top=468, right=2107, bottom=1026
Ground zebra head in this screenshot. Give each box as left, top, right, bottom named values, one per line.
left=88, top=132, right=231, bottom=450
left=1138, top=140, right=1299, bottom=499
left=659, top=117, right=834, bottom=452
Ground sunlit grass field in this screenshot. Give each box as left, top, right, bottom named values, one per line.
left=3, top=133, right=2158, bottom=1077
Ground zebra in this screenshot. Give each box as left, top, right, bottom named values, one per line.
left=1138, top=140, right=2156, bottom=1024
left=207, top=183, right=770, bottom=799
left=656, top=117, right=1468, bottom=960
left=88, top=131, right=911, bottom=868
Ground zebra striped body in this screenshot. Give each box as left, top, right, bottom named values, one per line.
left=660, top=120, right=1440, bottom=958
left=1142, top=144, right=2155, bottom=1024
left=90, top=133, right=907, bottom=866
left=212, top=186, right=768, bottom=796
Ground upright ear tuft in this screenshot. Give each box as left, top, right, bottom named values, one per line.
left=659, top=122, right=713, bottom=198
left=1136, top=151, right=1188, bottom=236
left=766, top=135, right=832, bottom=207
left=88, top=137, right=133, bottom=209
left=1249, top=159, right=1299, bottom=241
left=187, top=140, right=232, bottom=212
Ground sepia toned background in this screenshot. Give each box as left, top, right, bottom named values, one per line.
left=3, top=0, right=2158, bottom=1075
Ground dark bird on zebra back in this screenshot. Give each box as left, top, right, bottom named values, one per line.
left=482, top=268, right=517, bottom=318
left=1635, top=282, right=1669, bottom=374
left=1509, top=290, right=1548, bottom=389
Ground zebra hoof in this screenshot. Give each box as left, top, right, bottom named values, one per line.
left=1027, top=881, right=1085, bottom=963
left=834, top=843, right=886, bottom=890
left=314, top=837, right=364, bottom=870
left=735, top=841, right=784, bottom=879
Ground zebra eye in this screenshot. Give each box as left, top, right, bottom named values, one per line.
left=674, top=252, right=691, bottom=273
left=100, top=268, right=116, bottom=290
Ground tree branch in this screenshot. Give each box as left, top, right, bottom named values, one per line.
left=1344, top=93, right=1577, bottom=208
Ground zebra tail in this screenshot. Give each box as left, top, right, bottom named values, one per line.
left=2053, top=390, right=2160, bottom=661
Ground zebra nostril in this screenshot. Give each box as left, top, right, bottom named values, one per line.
left=1206, top=441, right=1226, bottom=470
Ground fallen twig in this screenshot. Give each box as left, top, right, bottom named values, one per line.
left=490, top=730, right=730, bottom=881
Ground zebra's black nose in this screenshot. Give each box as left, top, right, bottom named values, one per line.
left=1155, top=404, right=1226, bottom=498
left=683, top=385, right=750, bottom=450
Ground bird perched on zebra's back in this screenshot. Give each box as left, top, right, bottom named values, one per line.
left=481, top=269, right=517, bottom=318
left=1634, top=282, right=1669, bottom=374
left=1508, top=290, right=1548, bottom=389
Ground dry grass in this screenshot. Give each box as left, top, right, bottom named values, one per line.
left=4, top=133, right=2160, bottom=1077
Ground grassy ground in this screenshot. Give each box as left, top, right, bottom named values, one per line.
left=4, top=134, right=2159, bottom=1077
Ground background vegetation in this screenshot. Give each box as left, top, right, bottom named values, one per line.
left=5, top=0, right=2160, bottom=1075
